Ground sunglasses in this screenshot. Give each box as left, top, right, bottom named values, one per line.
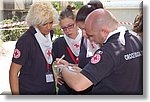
left=61, top=23, right=74, bottom=32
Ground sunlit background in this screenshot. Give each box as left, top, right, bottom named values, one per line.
left=0, top=0, right=142, bottom=94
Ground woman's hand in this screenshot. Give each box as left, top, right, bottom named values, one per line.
left=55, top=58, right=69, bottom=67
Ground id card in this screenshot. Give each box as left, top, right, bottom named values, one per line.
left=46, top=73, right=54, bottom=83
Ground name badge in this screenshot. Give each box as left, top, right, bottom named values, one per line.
left=46, top=74, right=54, bottom=83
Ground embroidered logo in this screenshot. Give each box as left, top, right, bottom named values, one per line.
left=13, top=49, right=21, bottom=59
left=91, top=51, right=103, bottom=64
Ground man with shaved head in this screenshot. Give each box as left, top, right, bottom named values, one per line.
left=85, top=9, right=118, bottom=45
left=55, top=9, right=143, bottom=95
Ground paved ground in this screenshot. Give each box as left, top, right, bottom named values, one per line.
left=0, top=41, right=16, bottom=94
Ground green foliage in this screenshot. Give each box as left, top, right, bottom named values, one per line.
left=68, top=1, right=83, bottom=10
left=51, top=1, right=62, bottom=12
left=12, top=15, right=19, bottom=22
left=74, top=2, right=84, bottom=10
left=54, top=27, right=63, bottom=38
left=52, top=27, right=64, bottom=42
left=1, top=16, right=27, bottom=42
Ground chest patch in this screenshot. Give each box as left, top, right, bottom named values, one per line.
left=46, top=48, right=51, bottom=59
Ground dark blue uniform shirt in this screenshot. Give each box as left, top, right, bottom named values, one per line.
left=52, top=37, right=80, bottom=95
left=53, top=37, right=94, bottom=94
left=12, top=26, right=56, bottom=95
left=78, top=37, right=94, bottom=94
left=81, top=31, right=143, bottom=95
left=78, top=37, right=91, bottom=68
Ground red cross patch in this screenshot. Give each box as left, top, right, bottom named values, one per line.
left=46, top=49, right=51, bottom=58
left=91, top=53, right=102, bottom=64
left=74, top=44, right=80, bottom=48
left=13, top=49, right=21, bottom=59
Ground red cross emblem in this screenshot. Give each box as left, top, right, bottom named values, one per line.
left=91, top=53, right=101, bottom=64
left=46, top=49, right=51, bottom=58
left=13, top=49, right=21, bottom=59
left=74, top=44, right=79, bottom=48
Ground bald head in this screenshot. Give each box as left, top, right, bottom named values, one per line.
left=85, top=9, right=118, bottom=45
left=85, top=9, right=118, bottom=33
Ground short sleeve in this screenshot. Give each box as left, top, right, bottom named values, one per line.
left=81, top=49, right=115, bottom=85
left=12, top=36, right=30, bottom=66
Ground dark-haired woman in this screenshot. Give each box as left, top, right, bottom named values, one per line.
left=75, top=1, right=104, bottom=94
left=52, top=5, right=82, bottom=95
left=76, top=1, right=104, bottom=69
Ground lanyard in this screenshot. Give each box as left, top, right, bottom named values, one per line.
left=66, top=46, right=78, bottom=64
left=47, top=63, right=50, bottom=73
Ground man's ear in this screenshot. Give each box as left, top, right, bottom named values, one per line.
left=102, top=25, right=111, bottom=34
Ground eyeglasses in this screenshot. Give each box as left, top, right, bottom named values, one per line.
left=61, top=24, right=74, bottom=32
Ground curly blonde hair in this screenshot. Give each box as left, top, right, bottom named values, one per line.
left=26, top=1, right=58, bottom=27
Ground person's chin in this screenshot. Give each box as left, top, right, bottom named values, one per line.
left=67, top=34, right=72, bottom=38
left=44, top=32, right=49, bottom=35
left=46, top=31, right=50, bottom=34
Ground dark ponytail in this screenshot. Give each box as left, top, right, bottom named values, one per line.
left=87, top=0, right=104, bottom=9
left=59, top=5, right=75, bottom=21
left=76, top=5, right=95, bottom=22
left=76, top=0, right=103, bottom=22
left=66, top=5, right=75, bottom=11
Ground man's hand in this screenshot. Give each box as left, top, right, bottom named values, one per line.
left=67, top=65, right=82, bottom=73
